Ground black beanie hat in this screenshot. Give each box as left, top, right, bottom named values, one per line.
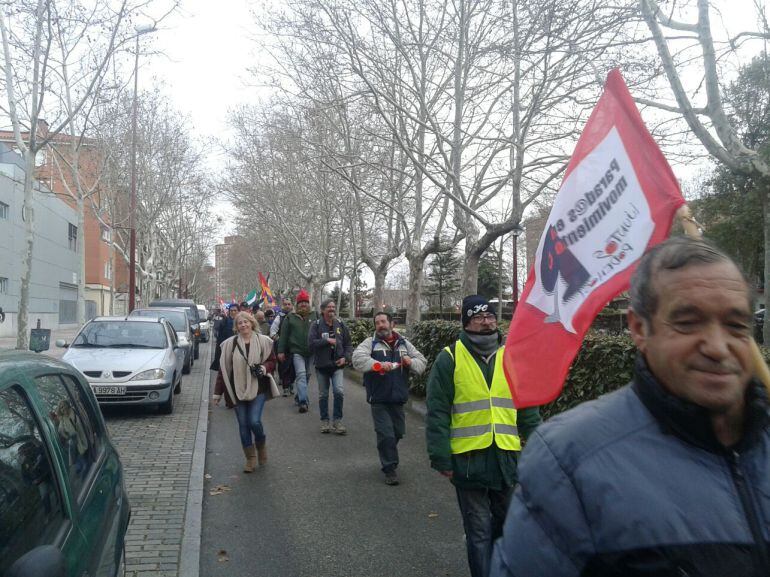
left=462, top=295, right=496, bottom=327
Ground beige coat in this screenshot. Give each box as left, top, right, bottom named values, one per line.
left=219, top=332, right=279, bottom=403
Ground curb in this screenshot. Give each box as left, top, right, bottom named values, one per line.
left=179, top=346, right=211, bottom=577
left=343, top=367, right=427, bottom=418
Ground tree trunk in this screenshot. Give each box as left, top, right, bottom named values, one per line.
left=311, top=279, right=324, bottom=311
left=497, top=238, right=504, bottom=321
left=372, top=268, right=387, bottom=313
left=764, top=186, right=770, bottom=344
left=16, top=152, right=37, bottom=350
left=406, top=254, right=426, bottom=326
left=76, top=194, right=86, bottom=325
left=462, top=241, right=481, bottom=295
left=348, top=269, right=356, bottom=319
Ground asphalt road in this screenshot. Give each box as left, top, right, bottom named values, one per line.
left=200, top=368, right=469, bottom=577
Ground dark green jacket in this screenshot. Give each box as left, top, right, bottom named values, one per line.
left=425, top=331, right=541, bottom=490
left=277, top=312, right=311, bottom=357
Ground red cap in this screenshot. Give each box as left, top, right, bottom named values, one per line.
left=296, top=289, right=310, bottom=304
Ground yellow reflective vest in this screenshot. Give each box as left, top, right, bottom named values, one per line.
left=447, top=341, right=520, bottom=454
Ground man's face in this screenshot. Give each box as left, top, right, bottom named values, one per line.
left=229, top=308, right=238, bottom=318
left=282, top=300, right=293, bottom=313
left=256, top=311, right=265, bottom=322
left=466, top=312, right=498, bottom=334
left=297, top=301, right=310, bottom=314
left=628, top=261, right=753, bottom=415
left=374, top=315, right=393, bottom=338
left=323, top=302, right=336, bottom=321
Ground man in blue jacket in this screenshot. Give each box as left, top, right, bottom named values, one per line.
left=352, top=311, right=426, bottom=485
left=491, top=237, right=770, bottom=577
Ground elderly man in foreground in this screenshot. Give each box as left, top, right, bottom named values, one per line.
left=491, top=236, right=770, bottom=577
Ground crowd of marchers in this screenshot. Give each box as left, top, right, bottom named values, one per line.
left=207, top=236, right=770, bottom=577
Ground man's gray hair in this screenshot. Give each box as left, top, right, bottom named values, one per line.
left=320, top=298, right=335, bottom=310
left=629, top=236, right=747, bottom=323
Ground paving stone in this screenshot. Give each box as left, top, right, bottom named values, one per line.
left=104, top=344, right=210, bottom=577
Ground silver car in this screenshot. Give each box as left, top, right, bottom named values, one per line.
left=197, top=304, right=211, bottom=342
left=58, top=316, right=184, bottom=414
left=129, top=307, right=194, bottom=374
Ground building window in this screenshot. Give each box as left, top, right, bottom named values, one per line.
left=0, top=277, right=7, bottom=294
left=0, top=201, right=8, bottom=219
left=104, top=260, right=112, bottom=281
left=101, top=226, right=111, bottom=243
left=68, top=223, right=77, bottom=251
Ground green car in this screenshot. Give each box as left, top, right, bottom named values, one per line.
left=0, top=351, right=130, bottom=576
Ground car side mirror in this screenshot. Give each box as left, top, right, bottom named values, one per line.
left=6, top=545, right=66, bottom=577
left=55, top=339, right=69, bottom=348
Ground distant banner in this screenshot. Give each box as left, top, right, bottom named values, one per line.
left=503, top=69, right=685, bottom=407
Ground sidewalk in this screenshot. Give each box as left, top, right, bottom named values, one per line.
left=0, top=326, right=81, bottom=359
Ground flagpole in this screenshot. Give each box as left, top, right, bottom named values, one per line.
left=676, top=205, right=770, bottom=393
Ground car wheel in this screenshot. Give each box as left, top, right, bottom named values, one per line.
left=159, top=390, right=174, bottom=414
left=194, top=344, right=200, bottom=360
left=182, top=354, right=191, bottom=375
left=174, top=375, right=182, bottom=394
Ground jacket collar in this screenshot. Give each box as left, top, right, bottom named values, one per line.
left=373, top=331, right=403, bottom=348
left=632, top=354, right=770, bottom=453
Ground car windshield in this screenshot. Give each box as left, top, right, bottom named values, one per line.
left=72, top=321, right=167, bottom=349
left=131, top=310, right=187, bottom=332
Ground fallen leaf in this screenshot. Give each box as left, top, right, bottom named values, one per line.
left=428, top=512, right=439, bottom=518
left=217, top=550, right=229, bottom=563
left=209, top=484, right=232, bottom=496
left=204, top=474, right=212, bottom=479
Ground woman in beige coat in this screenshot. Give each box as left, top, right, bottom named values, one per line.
left=216, top=312, right=279, bottom=472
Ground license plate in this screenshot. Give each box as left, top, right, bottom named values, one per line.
left=93, top=385, right=126, bottom=395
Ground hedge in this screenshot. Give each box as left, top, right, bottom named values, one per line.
left=407, top=319, right=770, bottom=421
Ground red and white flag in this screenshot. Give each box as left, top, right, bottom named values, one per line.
left=503, top=69, right=685, bottom=408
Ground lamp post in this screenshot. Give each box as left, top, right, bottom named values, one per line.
left=511, top=224, right=524, bottom=311
left=128, top=24, right=156, bottom=313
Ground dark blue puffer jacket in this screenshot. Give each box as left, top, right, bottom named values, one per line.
left=491, top=356, right=770, bottom=577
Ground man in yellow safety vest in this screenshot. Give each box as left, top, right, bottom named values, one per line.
left=426, top=295, right=541, bottom=577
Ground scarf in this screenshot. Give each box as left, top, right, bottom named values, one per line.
left=464, top=330, right=500, bottom=359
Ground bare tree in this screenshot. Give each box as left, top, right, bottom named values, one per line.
left=637, top=0, right=770, bottom=339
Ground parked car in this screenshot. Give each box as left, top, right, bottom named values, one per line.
left=197, top=304, right=210, bottom=342
left=0, top=350, right=130, bottom=576
left=149, top=299, right=201, bottom=359
left=130, top=308, right=194, bottom=374
left=58, top=316, right=184, bottom=414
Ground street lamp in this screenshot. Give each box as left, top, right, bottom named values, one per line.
left=511, top=224, right=524, bottom=311
left=128, top=24, right=156, bottom=313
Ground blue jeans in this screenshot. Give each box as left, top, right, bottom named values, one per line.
left=234, top=394, right=267, bottom=447
left=292, top=354, right=311, bottom=406
left=455, top=485, right=513, bottom=577
left=316, top=368, right=344, bottom=421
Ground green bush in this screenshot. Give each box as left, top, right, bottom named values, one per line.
left=342, top=318, right=375, bottom=348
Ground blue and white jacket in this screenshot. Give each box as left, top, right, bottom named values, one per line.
left=491, top=356, right=770, bottom=577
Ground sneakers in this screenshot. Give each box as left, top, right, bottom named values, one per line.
left=320, top=420, right=331, bottom=434
left=384, top=470, right=399, bottom=485
left=298, top=403, right=309, bottom=413
left=282, top=387, right=290, bottom=397
left=332, top=420, right=347, bottom=435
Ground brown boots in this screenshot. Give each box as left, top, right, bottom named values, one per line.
left=256, top=442, right=267, bottom=465
left=242, top=444, right=267, bottom=473
left=243, top=445, right=257, bottom=473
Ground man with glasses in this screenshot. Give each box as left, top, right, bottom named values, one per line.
left=426, top=295, right=541, bottom=577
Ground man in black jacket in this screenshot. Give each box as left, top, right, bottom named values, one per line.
left=308, top=299, right=352, bottom=434
left=492, top=237, right=770, bottom=577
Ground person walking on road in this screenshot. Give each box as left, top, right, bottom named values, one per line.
left=210, top=303, right=238, bottom=372
left=214, top=312, right=279, bottom=472
left=256, top=310, right=271, bottom=336
left=272, top=298, right=295, bottom=397
left=426, top=295, right=541, bottom=577
left=309, top=299, right=353, bottom=435
left=353, top=311, right=426, bottom=485
left=492, top=237, right=770, bottom=577
left=278, top=289, right=313, bottom=413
